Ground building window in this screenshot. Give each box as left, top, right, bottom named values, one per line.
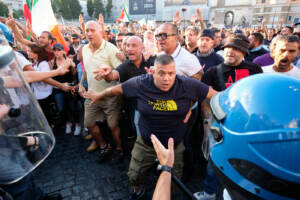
left=288, top=16, right=292, bottom=21
left=262, top=0, right=266, bottom=3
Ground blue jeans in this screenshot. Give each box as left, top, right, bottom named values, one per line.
left=203, top=161, right=217, bottom=194
left=54, top=91, right=80, bottom=123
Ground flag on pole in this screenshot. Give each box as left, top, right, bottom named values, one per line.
left=23, top=0, right=69, bottom=53
left=116, top=4, right=130, bottom=23
left=23, top=0, right=32, bottom=25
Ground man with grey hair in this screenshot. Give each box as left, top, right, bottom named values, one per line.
left=83, top=54, right=216, bottom=200
left=94, top=36, right=155, bottom=83
left=78, top=20, right=123, bottom=163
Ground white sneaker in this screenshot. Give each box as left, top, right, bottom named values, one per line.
left=74, top=125, right=81, bottom=136
left=194, top=191, right=216, bottom=200
left=65, top=123, right=72, bottom=134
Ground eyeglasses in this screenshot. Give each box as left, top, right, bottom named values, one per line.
left=155, top=33, right=177, bottom=40
left=116, top=39, right=123, bottom=43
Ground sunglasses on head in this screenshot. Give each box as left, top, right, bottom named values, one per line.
left=155, top=33, right=176, bottom=40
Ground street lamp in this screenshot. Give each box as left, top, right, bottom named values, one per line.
left=182, top=8, right=187, bottom=29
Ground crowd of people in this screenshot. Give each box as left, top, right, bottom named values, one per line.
left=0, top=8, right=300, bottom=200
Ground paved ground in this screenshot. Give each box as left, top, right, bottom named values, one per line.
left=33, top=127, right=221, bottom=200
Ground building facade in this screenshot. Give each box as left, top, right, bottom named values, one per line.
left=252, top=0, right=300, bottom=27
left=2, top=0, right=23, bottom=12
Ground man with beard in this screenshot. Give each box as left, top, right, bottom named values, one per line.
left=194, top=34, right=262, bottom=200
left=245, top=32, right=269, bottom=62
left=212, top=28, right=223, bottom=52
left=194, top=29, right=223, bottom=72
left=263, top=35, right=300, bottom=78
left=184, top=26, right=199, bottom=53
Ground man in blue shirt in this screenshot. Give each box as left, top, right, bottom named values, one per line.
left=83, top=54, right=216, bottom=200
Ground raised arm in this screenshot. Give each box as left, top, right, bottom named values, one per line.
left=83, top=84, right=123, bottom=104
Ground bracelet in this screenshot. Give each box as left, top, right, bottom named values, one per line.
left=33, top=136, right=39, bottom=148
left=157, top=164, right=172, bottom=173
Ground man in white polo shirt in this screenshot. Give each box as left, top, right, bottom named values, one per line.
left=155, top=23, right=203, bottom=79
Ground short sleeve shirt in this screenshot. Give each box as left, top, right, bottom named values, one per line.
left=121, top=74, right=209, bottom=147
left=115, top=56, right=155, bottom=83
left=160, top=44, right=202, bottom=77
left=263, top=64, right=300, bottom=78
left=202, top=61, right=263, bottom=91
left=82, top=40, right=122, bottom=92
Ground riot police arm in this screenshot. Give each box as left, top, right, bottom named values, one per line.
left=83, top=84, right=123, bottom=104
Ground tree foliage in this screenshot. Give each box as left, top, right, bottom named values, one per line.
left=13, top=9, right=24, bottom=19
left=105, top=0, right=113, bottom=18
left=87, top=0, right=94, bottom=17
left=51, top=0, right=82, bottom=20
left=93, top=0, right=105, bottom=19
left=0, top=2, right=9, bottom=17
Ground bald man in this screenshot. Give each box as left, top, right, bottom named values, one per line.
left=93, top=36, right=156, bottom=153
left=78, top=21, right=123, bottom=163
left=95, top=36, right=155, bottom=83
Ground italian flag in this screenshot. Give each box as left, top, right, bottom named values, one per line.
left=116, top=4, right=130, bottom=23
left=23, top=0, right=69, bottom=52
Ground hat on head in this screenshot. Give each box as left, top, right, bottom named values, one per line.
left=53, top=43, right=64, bottom=51
left=222, top=33, right=250, bottom=55
left=199, top=29, right=214, bottom=40
left=71, top=34, right=79, bottom=39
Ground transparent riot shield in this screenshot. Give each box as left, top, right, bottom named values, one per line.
left=0, top=31, right=55, bottom=185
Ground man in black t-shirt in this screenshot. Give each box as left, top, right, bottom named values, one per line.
left=84, top=54, right=216, bottom=200
left=94, top=36, right=155, bottom=83
left=194, top=33, right=262, bottom=200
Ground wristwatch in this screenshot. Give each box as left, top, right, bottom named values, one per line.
left=157, top=164, right=172, bottom=173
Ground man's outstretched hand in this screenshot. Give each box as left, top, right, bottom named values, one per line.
left=151, top=134, right=174, bottom=168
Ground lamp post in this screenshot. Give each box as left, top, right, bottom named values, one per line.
left=182, top=8, right=187, bottom=30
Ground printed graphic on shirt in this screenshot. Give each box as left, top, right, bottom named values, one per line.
left=225, top=69, right=250, bottom=88
left=148, top=100, right=178, bottom=111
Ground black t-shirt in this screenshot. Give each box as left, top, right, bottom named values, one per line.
left=202, top=61, right=263, bottom=91
left=115, top=56, right=155, bottom=83
left=52, top=58, right=74, bottom=84
left=121, top=74, right=209, bottom=147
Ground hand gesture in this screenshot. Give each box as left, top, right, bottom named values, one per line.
left=0, top=104, right=10, bottom=119
left=262, top=17, right=266, bottom=24
left=6, top=18, right=16, bottom=28
left=145, top=66, right=154, bottom=74
left=98, top=14, right=104, bottom=25
left=83, top=90, right=100, bottom=104
left=196, top=8, right=203, bottom=22
left=280, top=16, right=284, bottom=24
left=78, top=84, right=86, bottom=97
left=57, top=64, right=70, bottom=76
left=151, top=134, right=174, bottom=167
left=94, top=66, right=112, bottom=79
left=61, top=82, right=72, bottom=92
left=173, top=10, right=182, bottom=25
left=79, top=14, right=84, bottom=25
left=190, top=14, right=198, bottom=25
left=116, top=52, right=126, bottom=62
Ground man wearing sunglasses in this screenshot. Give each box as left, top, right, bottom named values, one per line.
left=155, top=23, right=203, bottom=80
